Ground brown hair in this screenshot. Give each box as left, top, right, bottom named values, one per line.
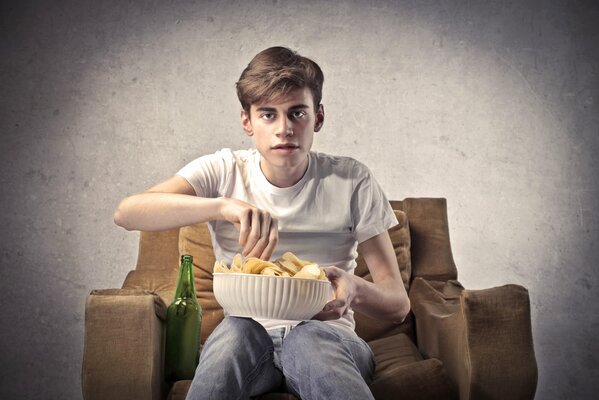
left=236, top=46, right=324, bottom=113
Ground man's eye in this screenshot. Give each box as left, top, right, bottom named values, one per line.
left=261, top=113, right=275, bottom=120
left=291, top=111, right=306, bottom=119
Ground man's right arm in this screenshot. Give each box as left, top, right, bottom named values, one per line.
left=113, top=175, right=279, bottom=260
left=113, top=175, right=223, bottom=232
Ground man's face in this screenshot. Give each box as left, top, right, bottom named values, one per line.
left=241, top=87, right=324, bottom=187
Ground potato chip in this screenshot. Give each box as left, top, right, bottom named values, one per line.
left=232, top=254, right=243, bottom=271
left=319, top=268, right=327, bottom=280
left=293, top=264, right=322, bottom=280
left=261, top=266, right=282, bottom=276
left=230, top=262, right=243, bottom=273
left=245, top=257, right=278, bottom=274
left=212, top=251, right=328, bottom=281
left=277, top=259, right=301, bottom=275
left=213, top=260, right=229, bottom=273
left=242, top=257, right=261, bottom=274
left=281, top=252, right=300, bottom=268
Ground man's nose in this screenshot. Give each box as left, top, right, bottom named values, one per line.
left=276, top=116, right=294, bottom=137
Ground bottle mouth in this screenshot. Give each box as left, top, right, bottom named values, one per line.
left=181, top=254, right=193, bottom=263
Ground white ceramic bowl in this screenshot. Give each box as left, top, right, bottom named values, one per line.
left=213, top=273, right=332, bottom=320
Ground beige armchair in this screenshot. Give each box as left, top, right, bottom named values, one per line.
left=82, top=198, right=537, bottom=399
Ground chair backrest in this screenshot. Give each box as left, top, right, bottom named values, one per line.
left=392, top=198, right=458, bottom=282
left=136, top=228, right=180, bottom=271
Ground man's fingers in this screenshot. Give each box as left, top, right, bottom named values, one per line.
left=242, top=209, right=261, bottom=256
left=237, top=209, right=252, bottom=247
left=246, top=212, right=270, bottom=258
left=313, top=272, right=352, bottom=320
left=322, top=266, right=340, bottom=280
left=260, top=212, right=271, bottom=241
left=323, top=299, right=346, bottom=311
left=259, top=217, right=279, bottom=260
left=312, top=299, right=347, bottom=321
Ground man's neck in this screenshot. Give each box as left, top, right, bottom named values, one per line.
left=259, top=157, right=309, bottom=188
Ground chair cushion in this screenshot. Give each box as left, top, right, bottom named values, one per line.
left=368, top=333, right=456, bottom=399
left=369, top=332, right=423, bottom=370
left=167, top=380, right=191, bottom=400
left=370, top=358, right=457, bottom=400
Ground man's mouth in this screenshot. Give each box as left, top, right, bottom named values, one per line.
left=272, top=144, right=299, bottom=150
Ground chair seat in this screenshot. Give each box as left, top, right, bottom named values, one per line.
left=369, top=332, right=423, bottom=370
left=167, top=380, right=192, bottom=400
left=368, top=333, right=457, bottom=400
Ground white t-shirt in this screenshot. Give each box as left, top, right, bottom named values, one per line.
left=177, top=148, right=398, bottom=331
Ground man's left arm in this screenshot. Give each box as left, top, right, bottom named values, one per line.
left=314, top=231, right=410, bottom=323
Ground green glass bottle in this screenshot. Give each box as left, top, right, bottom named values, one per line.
left=164, top=254, right=202, bottom=382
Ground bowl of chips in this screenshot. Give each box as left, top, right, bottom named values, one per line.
left=213, top=252, right=332, bottom=321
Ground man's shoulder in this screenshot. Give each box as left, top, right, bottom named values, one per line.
left=195, top=148, right=257, bottom=167
left=311, top=151, right=369, bottom=176
left=311, top=151, right=361, bottom=167
left=209, top=148, right=256, bottom=160
left=180, top=148, right=257, bottom=178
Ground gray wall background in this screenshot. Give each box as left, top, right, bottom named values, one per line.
left=1, top=0, right=597, bottom=398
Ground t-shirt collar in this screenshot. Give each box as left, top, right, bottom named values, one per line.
left=253, top=150, right=312, bottom=196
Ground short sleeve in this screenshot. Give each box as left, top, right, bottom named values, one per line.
left=176, top=149, right=233, bottom=198
left=350, top=160, right=398, bottom=243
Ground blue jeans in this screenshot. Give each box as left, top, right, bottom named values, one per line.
left=185, top=317, right=375, bottom=400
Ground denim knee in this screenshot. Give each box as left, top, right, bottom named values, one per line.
left=187, top=317, right=281, bottom=400
left=281, top=321, right=375, bottom=379
left=203, top=317, right=272, bottom=357
left=279, top=321, right=375, bottom=400
left=281, top=320, right=338, bottom=351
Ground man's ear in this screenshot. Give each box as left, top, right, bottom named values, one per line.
left=314, top=104, right=325, bottom=132
left=241, top=109, right=253, bottom=136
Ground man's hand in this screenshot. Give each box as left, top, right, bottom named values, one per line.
left=312, top=266, right=357, bottom=321
left=312, top=232, right=411, bottom=324
left=219, top=198, right=279, bottom=260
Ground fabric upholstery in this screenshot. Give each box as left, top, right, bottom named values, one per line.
left=392, top=198, right=458, bottom=282
left=409, top=277, right=537, bottom=400
left=137, top=228, right=181, bottom=271
left=369, top=333, right=422, bottom=369
left=167, top=381, right=191, bottom=400
left=82, top=289, right=167, bottom=400
left=367, top=333, right=456, bottom=399
left=122, top=269, right=178, bottom=304
left=370, top=358, right=457, bottom=400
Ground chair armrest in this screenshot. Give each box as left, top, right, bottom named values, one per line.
left=409, top=278, right=537, bottom=400
left=82, top=288, right=167, bottom=400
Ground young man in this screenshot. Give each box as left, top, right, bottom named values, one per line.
left=114, top=46, right=410, bottom=400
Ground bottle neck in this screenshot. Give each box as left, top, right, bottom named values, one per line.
left=174, top=257, right=196, bottom=300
